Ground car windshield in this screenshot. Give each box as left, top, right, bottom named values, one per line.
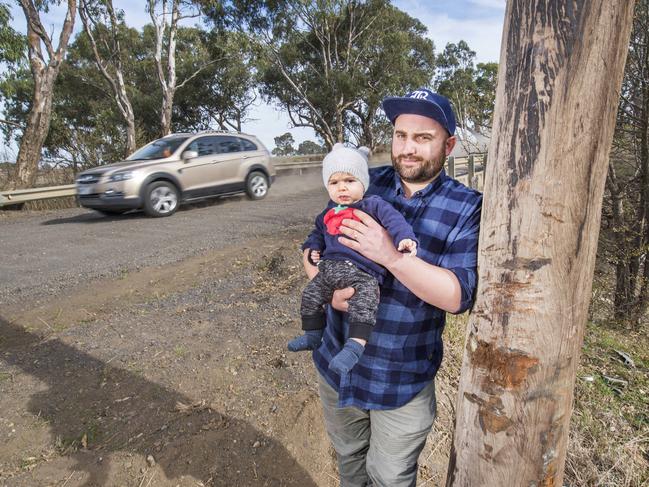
left=127, top=137, right=189, bottom=160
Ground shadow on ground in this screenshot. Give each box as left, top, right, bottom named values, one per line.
left=0, top=316, right=317, bottom=486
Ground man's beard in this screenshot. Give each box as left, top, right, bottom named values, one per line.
left=392, top=147, right=446, bottom=183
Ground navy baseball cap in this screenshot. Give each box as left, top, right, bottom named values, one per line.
left=382, top=88, right=456, bottom=135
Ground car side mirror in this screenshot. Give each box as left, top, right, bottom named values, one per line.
left=182, top=150, right=198, bottom=161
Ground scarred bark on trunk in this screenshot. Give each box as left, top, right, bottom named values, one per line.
left=447, top=1, right=635, bottom=486
left=14, top=71, right=56, bottom=188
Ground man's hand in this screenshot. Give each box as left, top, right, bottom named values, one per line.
left=397, top=238, right=417, bottom=256
left=338, top=209, right=401, bottom=267
left=332, top=287, right=355, bottom=312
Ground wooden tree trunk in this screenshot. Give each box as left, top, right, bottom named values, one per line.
left=161, top=88, right=174, bottom=136
left=447, top=2, right=635, bottom=486
left=13, top=0, right=76, bottom=189
left=13, top=69, right=57, bottom=189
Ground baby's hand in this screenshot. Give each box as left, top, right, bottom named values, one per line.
left=310, top=250, right=321, bottom=263
left=397, top=239, right=417, bottom=257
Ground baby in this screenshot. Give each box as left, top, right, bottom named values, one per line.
left=288, top=143, right=418, bottom=375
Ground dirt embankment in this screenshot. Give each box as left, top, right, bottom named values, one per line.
left=1, top=231, right=338, bottom=486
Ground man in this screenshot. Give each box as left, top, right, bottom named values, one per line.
left=301, top=89, right=482, bottom=487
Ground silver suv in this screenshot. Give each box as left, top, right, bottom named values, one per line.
left=75, top=131, right=275, bottom=217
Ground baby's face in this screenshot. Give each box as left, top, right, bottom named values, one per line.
left=327, top=172, right=364, bottom=205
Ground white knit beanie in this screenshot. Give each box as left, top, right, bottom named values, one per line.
left=322, top=143, right=371, bottom=192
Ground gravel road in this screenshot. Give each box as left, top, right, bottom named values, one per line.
left=0, top=171, right=328, bottom=308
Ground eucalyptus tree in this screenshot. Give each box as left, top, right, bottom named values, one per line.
left=11, top=0, right=76, bottom=189
left=448, top=0, right=635, bottom=484
left=2, top=20, right=255, bottom=170
left=347, top=2, right=434, bottom=150
left=205, top=0, right=434, bottom=150
left=79, top=0, right=137, bottom=154
left=435, top=41, right=498, bottom=137
left=147, top=0, right=226, bottom=135
left=169, top=29, right=256, bottom=133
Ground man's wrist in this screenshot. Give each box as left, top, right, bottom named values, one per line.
left=384, top=248, right=405, bottom=272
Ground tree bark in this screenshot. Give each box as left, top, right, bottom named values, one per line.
left=447, top=2, right=635, bottom=486
left=12, top=0, right=76, bottom=189
left=150, top=0, right=174, bottom=136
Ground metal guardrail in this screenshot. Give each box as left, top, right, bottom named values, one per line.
left=0, top=153, right=486, bottom=208
left=275, top=154, right=487, bottom=190
left=0, top=184, right=76, bottom=207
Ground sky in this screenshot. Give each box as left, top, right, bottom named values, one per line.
left=4, top=0, right=505, bottom=154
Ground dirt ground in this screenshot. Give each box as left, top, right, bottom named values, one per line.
left=0, top=233, right=457, bottom=487
left=0, top=173, right=456, bottom=486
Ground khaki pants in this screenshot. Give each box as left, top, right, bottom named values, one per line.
left=318, top=375, right=436, bottom=487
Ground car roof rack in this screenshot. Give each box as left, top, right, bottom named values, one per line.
left=198, top=129, right=253, bottom=136
left=165, top=129, right=254, bottom=138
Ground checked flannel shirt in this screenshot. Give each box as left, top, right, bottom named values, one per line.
left=303, top=165, right=482, bottom=410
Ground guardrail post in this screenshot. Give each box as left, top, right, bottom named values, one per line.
left=447, top=156, right=455, bottom=178
left=468, top=155, right=475, bottom=188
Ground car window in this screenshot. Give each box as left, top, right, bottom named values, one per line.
left=128, top=136, right=189, bottom=160
left=186, top=137, right=219, bottom=157
left=214, top=136, right=243, bottom=154
left=240, top=138, right=257, bottom=151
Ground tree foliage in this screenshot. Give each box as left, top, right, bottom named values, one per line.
left=0, top=2, right=24, bottom=66
left=1, top=17, right=254, bottom=170
left=253, top=0, right=434, bottom=149
left=1, top=1, right=498, bottom=182
left=297, top=139, right=324, bottom=155
left=434, top=40, right=497, bottom=135
left=272, top=132, right=295, bottom=156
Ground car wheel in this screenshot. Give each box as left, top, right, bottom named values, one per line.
left=95, top=209, right=127, bottom=216
left=144, top=181, right=179, bottom=217
left=245, top=171, right=269, bottom=200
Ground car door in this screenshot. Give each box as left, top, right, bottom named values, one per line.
left=178, top=136, right=225, bottom=199
left=209, top=136, right=248, bottom=194
left=237, top=136, right=267, bottom=170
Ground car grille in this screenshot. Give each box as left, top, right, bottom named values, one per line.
left=77, top=173, right=102, bottom=184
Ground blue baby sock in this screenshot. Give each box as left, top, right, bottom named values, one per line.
left=329, top=339, right=365, bottom=375
left=287, top=330, right=323, bottom=352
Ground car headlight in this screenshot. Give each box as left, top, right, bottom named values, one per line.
left=109, top=171, right=134, bottom=182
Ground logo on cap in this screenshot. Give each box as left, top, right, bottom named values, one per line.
left=409, top=90, right=429, bottom=100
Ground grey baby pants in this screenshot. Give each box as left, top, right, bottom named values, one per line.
left=301, top=259, right=379, bottom=341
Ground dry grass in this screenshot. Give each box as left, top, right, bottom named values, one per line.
left=566, top=319, right=649, bottom=486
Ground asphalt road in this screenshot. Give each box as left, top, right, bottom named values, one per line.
left=0, top=170, right=328, bottom=308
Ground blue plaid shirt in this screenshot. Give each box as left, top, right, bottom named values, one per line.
left=305, top=165, right=482, bottom=410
